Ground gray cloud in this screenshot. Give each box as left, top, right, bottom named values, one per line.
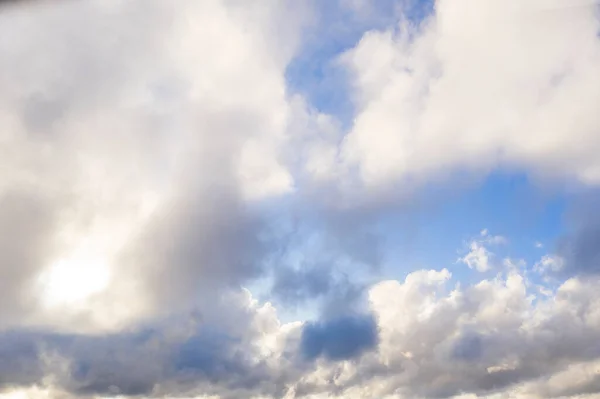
left=0, top=189, right=61, bottom=326
left=558, top=225, right=600, bottom=276
left=0, top=303, right=289, bottom=399
left=0, top=0, right=309, bottom=332
left=451, top=331, right=484, bottom=361
left=271, top=264, right=333, bottom=305
left=556, top=193, right=600, bottom=277
left=2, top=270, right=600, bottom=399
left=299, top=314, right=378, bottom=361
left=0, top=331, right=46, bottom=388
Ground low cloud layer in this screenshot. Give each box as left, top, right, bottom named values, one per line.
left=3, top=266, right=600, bottom=399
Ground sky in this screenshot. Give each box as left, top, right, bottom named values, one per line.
left=0, top=0, right=600, bottom=398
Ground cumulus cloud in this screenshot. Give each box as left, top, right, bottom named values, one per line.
left=1, top=0, right=600, bottom=398
left=534, top=254, right=565, bottom=274
left=0, top=0, right=308, bottom=331
left=286, top=266, right=600, bottom=399
left=320, top=0, right=600, bottom=191
left=0, top=289, right=299, bottom=399
left=458, top=229, right=507, bottom=272
left=1, top=266, right=600, bottom=398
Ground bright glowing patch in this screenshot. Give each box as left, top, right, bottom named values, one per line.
left=39, top=254, right=111, bottom=309
left=0, top=386, right=54, bottom=399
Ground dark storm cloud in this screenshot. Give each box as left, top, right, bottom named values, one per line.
left=299, top=314, right=378, bottom=361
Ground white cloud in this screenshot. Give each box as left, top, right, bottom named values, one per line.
left=481, top=229, right=508, bottom=245
left=0, top=266, right=600, bottom=398
left=460, top=241, right=493, bottom=272
left=458, top=229, right=507, bottom=272
left=286, top=268, right=600, bottom=399
left=534, top=254, right=566, bottom=274
left=322, top=0, right=600, bottom=190
left=0, top=0, right=309, bottom=332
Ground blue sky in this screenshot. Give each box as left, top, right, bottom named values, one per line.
left=260, top=168, right=571, bottom=323
left=379, top=172, right=567, bottom=271
left=286, top=0, right=436, bottom=125
left=283, top=0, right=567, bottom=288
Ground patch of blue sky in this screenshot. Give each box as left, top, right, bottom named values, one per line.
left=285, top=0, right=435, bottom=128
left=243, top=200, right=331, bottom=323
left=247, top=192, right=383, bottom=323
left=249, top=171, right=570, bottom=322
left=276, top=0, right=581, bottom=316
left=377, top=172, right=568, bottom=286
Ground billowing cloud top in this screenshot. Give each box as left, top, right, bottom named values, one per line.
left=1, top=0, right=600, bottom=398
